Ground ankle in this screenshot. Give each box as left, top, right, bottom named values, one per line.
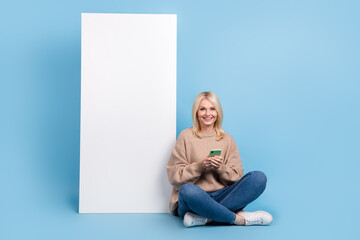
left=234, top=214, right=245, bottom=225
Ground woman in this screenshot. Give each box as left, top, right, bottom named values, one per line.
left=166, top=91, right=273, bottom=227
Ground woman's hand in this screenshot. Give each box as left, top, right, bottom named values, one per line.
left=201, top=155, right=213, bottom=169
left=210, top=155, right=223, bottom=170
left=201, top=155, right=224, bottom=170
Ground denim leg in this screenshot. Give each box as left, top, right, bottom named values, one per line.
left=177, top=183, right=236, bottom=224
left=212, top=171, right=267, bottom=211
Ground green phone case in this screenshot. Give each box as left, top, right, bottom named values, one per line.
left=209, top=149, right=222, bottom=157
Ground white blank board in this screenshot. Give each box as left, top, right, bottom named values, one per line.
left=79, top=13, right=176, bottom=213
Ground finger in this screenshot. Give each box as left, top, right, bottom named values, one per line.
left=211, top=161, right=220, bottom=167
left=206, top=162, right=213, bottom=167
left=211, top=158, right=222, bottom=164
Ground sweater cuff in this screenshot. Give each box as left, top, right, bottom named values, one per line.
left=192, top=161, right=204, bottom=173
left=216, top=164, right=229, bottom=174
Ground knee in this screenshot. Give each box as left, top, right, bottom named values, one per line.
left=249, top=171, right=267, bottom=190
left=178, top=184, right=202, bottom=199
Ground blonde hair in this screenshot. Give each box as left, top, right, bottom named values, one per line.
left=192, top=91, right=225, bottom=141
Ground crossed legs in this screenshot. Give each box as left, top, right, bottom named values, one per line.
left=177, top=171, right=267, bottom=224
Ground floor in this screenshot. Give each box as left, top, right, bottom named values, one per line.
left=2, top=200, right=356, bottom=240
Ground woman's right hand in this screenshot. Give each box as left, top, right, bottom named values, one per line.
left=201, top=155, right=213, bottom=169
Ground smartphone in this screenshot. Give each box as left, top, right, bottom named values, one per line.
left=209, top=149, right=222, bottom=157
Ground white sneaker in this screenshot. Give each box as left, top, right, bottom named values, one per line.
left=183, top=212, right=208, bottom=227
left=237, top=210, right=273, bottom=226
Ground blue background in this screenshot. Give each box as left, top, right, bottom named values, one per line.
left=1, top=0, right=359, bottom=239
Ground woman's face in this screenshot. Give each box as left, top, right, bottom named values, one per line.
left=197, top=98, right=218, bottom=129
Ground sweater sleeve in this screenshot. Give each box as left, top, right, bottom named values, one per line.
left=166, top=132, right=204, bottom=190
left=216, top=136, right=244, bottom=186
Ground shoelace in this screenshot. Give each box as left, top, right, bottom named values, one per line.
left=191, top=215, right=207, bottom=225
left=246, top=214, right=264, bottom=224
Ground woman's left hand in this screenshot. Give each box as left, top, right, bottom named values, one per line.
left=210, top=156, right=223, bottom=170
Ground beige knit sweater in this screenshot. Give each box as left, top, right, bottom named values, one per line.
left=166, top=127, right=244, bottom=215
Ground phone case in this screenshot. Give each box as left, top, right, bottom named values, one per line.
left=209, top=149, right=222, bottom=157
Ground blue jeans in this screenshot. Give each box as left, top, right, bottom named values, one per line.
left=177, top=171, right=267, bottom=224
